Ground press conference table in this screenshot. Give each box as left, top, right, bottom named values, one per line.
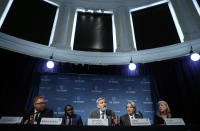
left=0, top=124, right=200, bottom=131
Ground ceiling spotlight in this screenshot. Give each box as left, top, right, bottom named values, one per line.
left=129, top=57, right=136, bottom=71
left=46, top=60, right=54, bottom=69
left=190, top=46, right=200, bottom=61
left=46, top=53, right=54, bottom=69
left=191, top=53, right=200, bottom=61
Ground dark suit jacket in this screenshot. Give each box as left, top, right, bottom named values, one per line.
left=120, top=113, right=143, bottom=126
left=154, top=114, right=172, bottom=125
left=89, top=108, right=115, bottom=126
left=154, top=114, right=164, bottom=125
left=22, top=108, right=53, bottom=124
left=61, top=114, right=83, bottom=126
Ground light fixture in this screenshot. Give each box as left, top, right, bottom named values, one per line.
left=81, top=9, right=86, bottom=13
left=129, top=57, right=136, bottom=71
left=46, top=53, right=54, bottom=69
left=97, top=9, right=103, bottom=13
left=87, top=9, right=93, bottom=13
left=190, top=46, right=200, bottom=61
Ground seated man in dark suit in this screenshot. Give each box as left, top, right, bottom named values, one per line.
left=120, top=101, right=143, bottom=126
left=22, top=96, right=53, bottom=125
left=61, top=105, right=83, bottom=126
left=88, top=97, right=118, bottom=126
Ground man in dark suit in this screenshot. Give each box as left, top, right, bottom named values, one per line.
left=22, top=96, right=53, bottom=125
left=120, top=101, right=143, bottom=126
left=61, top=105, right=83, bottom=126
left=89, top=97, right=118, bottom=126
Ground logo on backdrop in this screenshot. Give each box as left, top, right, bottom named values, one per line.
left=126, top=99, right=137, bottom=102
left=74, top=109, right=85, bottom=113
left=140, top=78, right=150, bottom=84
left=144, top=110, right=154, bottom=113
left=58, top=77, right=68, bottom=80
left=55, top=97, right=67, bottom=101
left=73, top=87, right=85, bottom=91
left=73, top=96, right=85, bottom=104
left=143, top=96, right=153, bottom=105
left=92, top=78, right=103, bottom=81
left=91, top=86, right=102, bottom=93
left=54, top=107, right=64, bottom=116
left=74, top=77, right=85, bottom=83
left=125, top=87, right=136, bottom=94
left=107, top=88, right=120, bottom=91
left=142, top=89, right=152, bottom=92
left=108, top=78, right=119, bottom=84
left=40, top=86, right=51, bottom=90
left=109, top=97, right=120, bottom=104
left=124, top=78, right=135, bottom=82
left=56, top=85, right=68, bottom=92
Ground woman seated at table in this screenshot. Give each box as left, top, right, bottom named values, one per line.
left=154, top=100, right=172, bottom=125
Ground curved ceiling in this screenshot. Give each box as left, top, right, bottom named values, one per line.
left=0, top=0, right=200, bottom=65
left=54, top=0, right=163, bottom=8
left=0, top=32, right=200, bottom=65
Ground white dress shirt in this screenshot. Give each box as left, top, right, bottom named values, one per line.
left=34, top=109, right=40, bottom=121
left=129, top=114, right=135, bottom=120
left=100, top=110, right=107, bottom=119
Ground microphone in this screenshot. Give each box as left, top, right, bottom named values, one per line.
left=138, top=111, right=143, bottom=118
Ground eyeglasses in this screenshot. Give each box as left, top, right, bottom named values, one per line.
left=66, top=108, right=73, bottom=111
left=35, top=102, right=45, bottom=105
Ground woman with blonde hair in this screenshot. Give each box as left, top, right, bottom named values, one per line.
left=154, top=100, right=172, bottom=125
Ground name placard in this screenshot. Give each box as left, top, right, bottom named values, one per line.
left=164, top=118, right=185, bottom=125
left=0, top=116, right=23, bottom=124
left=40, top=118, right=62, bottom=125
left=87, top=119, right=108, bottom=126
left=130, top=118, right=151, bottom=126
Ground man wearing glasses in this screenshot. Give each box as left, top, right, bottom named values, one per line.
left=22, top=96, right=53, bottom=125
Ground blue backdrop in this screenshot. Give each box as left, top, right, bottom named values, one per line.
left=36, top=73, right=159, bottom=124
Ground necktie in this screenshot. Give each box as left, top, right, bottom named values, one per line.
left=68, top=118, right=72, bottom=126
left=35, top=112, right=39, bottom=121
left=35, top=112, right=40, bottom=124
left=102, top=112, right=105, bottom=119
left=131, top=116, right=133, bottom=119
